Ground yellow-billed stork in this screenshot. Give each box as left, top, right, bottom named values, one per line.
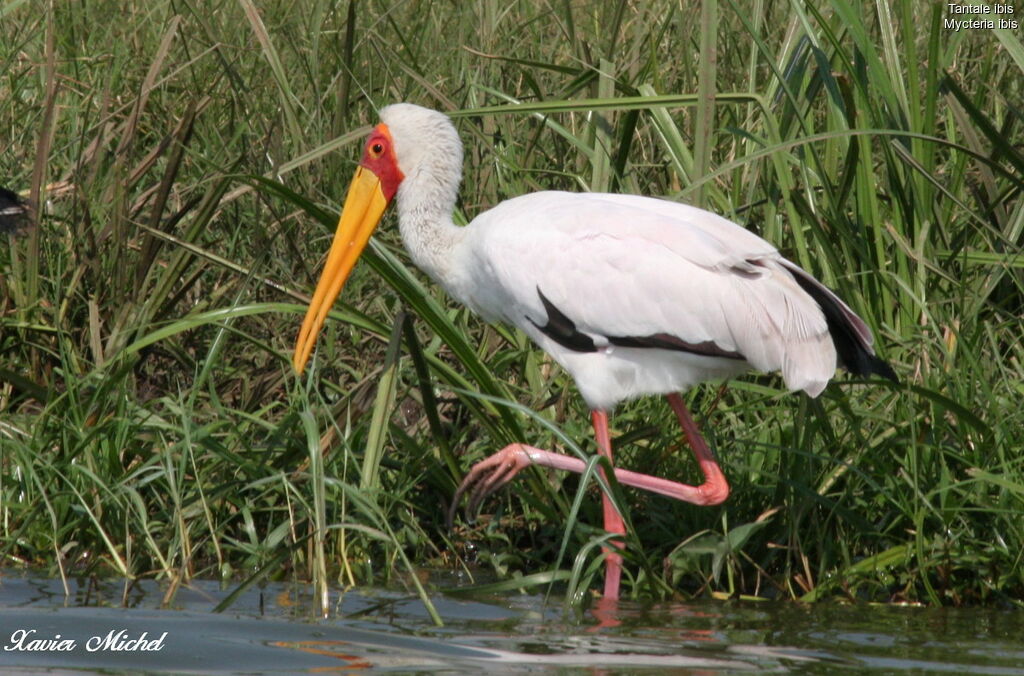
left=293, top=103, right=897, bottom=600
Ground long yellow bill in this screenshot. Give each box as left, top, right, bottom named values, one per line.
left=293, top=166, right=389, bottom=373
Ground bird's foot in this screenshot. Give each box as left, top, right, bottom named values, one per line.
left=447, top=443, right=535, bottom=528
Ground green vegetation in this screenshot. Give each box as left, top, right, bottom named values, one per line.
left=1, top=0, right=1022, bottom=614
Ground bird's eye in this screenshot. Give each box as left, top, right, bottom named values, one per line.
left=371, top=142, right=384, bottom=156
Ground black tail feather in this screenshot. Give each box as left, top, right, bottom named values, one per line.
left=783, top=263, right=899, bottom=385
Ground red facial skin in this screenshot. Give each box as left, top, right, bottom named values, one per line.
left=359, top=123, right=404, bottom=200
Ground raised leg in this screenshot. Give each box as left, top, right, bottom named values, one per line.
left=665, top=392, right=730, bottom=505
left=448, top=394, right=731, bottom=597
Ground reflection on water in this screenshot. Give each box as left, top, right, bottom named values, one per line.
left=0, top=570, right=1022, bottom=674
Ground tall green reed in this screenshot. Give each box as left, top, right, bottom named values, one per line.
left=0, top=0, right=1021, bottom=608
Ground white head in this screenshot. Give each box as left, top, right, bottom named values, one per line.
left=379, top=103, right=463, bottom=211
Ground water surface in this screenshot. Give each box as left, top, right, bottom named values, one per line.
left=0, top=571, right=1021, bottom=673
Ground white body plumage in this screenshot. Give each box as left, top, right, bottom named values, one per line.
left=380, top=103, right=880, bottom=411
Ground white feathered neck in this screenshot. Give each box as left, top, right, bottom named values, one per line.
left=379, top=104, right=466, bottom=289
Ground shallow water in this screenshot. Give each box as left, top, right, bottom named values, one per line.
left=0, top=571, right=1022, bottom=674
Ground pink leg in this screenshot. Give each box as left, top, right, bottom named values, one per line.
left=664, top=392, right=730, bottom=505
left=592, top=410, right=624, bottom=600
left=448, top=394, right=730, bottom=597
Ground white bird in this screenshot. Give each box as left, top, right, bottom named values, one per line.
left=293, top=103, right=897, bottom=601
